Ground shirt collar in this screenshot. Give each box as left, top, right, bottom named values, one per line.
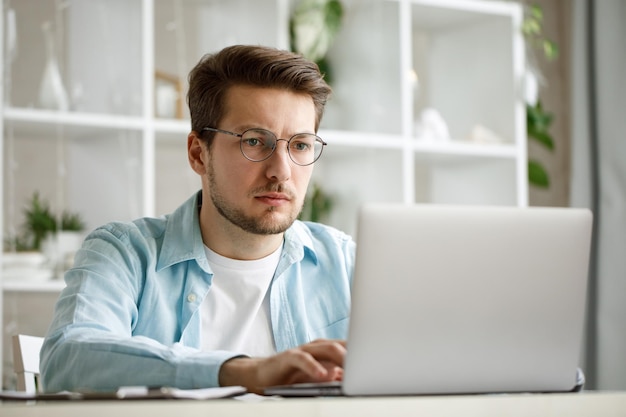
left=157, top=191, right=208, bottom=272
left=157, top=191, right=319, bottom=272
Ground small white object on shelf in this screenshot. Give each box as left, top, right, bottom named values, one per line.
left=468, top=124, right=506, bottom=144
left=414, top=108, right=451, bottom=142
left=38, top=21, right=69, bottom=111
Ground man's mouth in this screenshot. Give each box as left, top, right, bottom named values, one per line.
left=255, top=192, right=291, bottom=207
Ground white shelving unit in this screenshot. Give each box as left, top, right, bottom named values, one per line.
left=1, top=0, right=525, bottom=388
left=315, top=0, right=527, bottom=233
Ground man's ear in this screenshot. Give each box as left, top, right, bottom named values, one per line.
left=188, top=131, right=208, bottom=175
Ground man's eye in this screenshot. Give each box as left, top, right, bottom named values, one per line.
left=291, top=141, right=311, bottom=152
left=243, top=138, right=263, bottom=147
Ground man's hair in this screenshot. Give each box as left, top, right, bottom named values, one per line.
left=187, top=45, right=332, bottom=145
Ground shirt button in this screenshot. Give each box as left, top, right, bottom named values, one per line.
left=187, top=293, right=197, bottom=303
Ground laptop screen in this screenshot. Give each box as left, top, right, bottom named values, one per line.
left=341, top=203, right=592, bottom=396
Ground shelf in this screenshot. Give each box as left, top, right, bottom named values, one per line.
left=322, top=130, right=518, bottom=160
left=409, top=0, right=521, bottom=29
left=322, top=130, right=405, bottom=150
left=413, top=140, right=518, bottom=159
left=154, top=126, right=518, bottom=162
left=3, top=107, right=145, bottom=133
left=154, top=118, right=192, bottom=136
left=2, top=280, right=66, bottom=293
left=1, top=0, right=527, bottom=233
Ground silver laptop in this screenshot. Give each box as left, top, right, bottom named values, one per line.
left=265, top=203, right=592, bottom=396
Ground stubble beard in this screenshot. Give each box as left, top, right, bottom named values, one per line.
left=207, top=161, right=303, bottom=235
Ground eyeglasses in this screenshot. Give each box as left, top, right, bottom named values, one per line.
left=202, top=127, right=327, bottom=166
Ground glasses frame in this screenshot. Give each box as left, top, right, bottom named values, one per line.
left=201, top=127, right=327, bottom=166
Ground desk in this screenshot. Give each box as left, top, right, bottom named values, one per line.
left=2, top=391, right=626, bottom=417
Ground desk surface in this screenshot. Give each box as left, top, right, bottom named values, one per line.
left=2, top=391, right=626, bottom=417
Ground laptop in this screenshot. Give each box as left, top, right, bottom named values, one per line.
left=265, top=203, right=592, bottom=397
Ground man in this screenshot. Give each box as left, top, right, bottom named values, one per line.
left=40, top=45, right=354, bottom=394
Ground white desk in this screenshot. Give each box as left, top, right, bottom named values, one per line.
left=2, top=391, right=626, bottom=417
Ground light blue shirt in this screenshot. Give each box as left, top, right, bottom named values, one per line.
left=40, top=192, right=355, bottom=392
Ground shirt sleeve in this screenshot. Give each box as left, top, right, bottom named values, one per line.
left=39, top=224, right=242, bottom=393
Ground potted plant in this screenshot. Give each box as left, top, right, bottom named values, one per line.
left=46, top=208, right=87, bottom=275
left=21, top=192, right=57, bottom=251
left=6, top=192, right=86, bottom=277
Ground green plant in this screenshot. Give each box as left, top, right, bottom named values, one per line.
left=60, top=211, right=86, bottom=231
left=526, top=100, right=555, bottom=187
left=299, top=183, right=333, bottom=223
left=23, top=192, right=57, bottom=251
left=4, top=234, right=32, bottom=252
left=4, top=192, right=85, bottom=252
left=290, top=0, right=344, bottom=84
left=522, top=3, right=558, bottom=188
left=522, top=4, right=559, bottom=61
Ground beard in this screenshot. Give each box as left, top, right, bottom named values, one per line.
left=207, top=160, right=303, bottom=235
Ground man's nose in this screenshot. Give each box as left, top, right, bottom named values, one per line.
left=265, top=139, right=292, bottom=181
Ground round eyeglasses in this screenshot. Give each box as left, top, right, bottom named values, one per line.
left=202, top=127, right=327, bottom=166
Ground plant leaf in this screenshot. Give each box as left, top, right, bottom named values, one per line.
left=543, top=40, right=559, bottom=60
left=522, top=18, right=540, bottom=36
left=290, top=0, right=343, bottom=63
left=324, top=0, right=343, bottom=34
left=528, top=160, right=550, bottom=187
left=530, top=4, right=543, bottom=21
left=61, top=211, right=86, bottom=231
left=316, top=56, right=332, bottom=83
left=527, top=102, right=553, bottom=128
left=526, top=102, right=555, bottom=150
left=528, top=129, right=555, bottom=150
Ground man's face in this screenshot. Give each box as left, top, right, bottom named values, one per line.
left=204, top=85, right=316, bottom=235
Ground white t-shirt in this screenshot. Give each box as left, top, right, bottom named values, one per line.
left=200, top=244, right=281, bottom=357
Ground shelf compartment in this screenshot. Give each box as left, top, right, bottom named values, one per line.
left=153, top=0, right=289, bottom=122
left=5, top=0, right=143, bottom=116
left=312, top=146, right=405, bottom=236
left=322, top=0, right=403, bottom=135
left=3, top=123, right=145, bottom=233
left=155, top=139, right=199, bottom=217
left=414, top=156, right=519, bottom=206
left=408, top=0, right=523, bottom=145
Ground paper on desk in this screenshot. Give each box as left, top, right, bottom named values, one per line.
left=116, top=385, right=247, bottom=399
left=0, top=386, right=247, bottom=401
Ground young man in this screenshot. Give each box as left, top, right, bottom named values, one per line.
left=40, top=45, right=354, bottom=394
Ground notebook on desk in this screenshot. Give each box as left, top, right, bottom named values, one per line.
left=265, top=203, right=592, bottom=397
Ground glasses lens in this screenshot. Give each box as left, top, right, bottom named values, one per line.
left=288, top=134, right=324, bottom=165
left=240, top=129, right=276, bottom=161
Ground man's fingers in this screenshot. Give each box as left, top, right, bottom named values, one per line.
left=276, top=340, right=347, bottom=383
left=228, top=340, right=349, bottom=391
left=300, top=340, right=347, bottom=367
left=280, top=348, right=329, bottom=379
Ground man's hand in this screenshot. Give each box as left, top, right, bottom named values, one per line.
left=218, top=339, right=347, bottom=394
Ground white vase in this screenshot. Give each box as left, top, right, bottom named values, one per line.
left=38, top=21, right=69, bottom=111
left=42, top=231, right=84, bottom=278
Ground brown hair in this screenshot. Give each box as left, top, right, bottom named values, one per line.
left=187, top=45, right=332, bottom=145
